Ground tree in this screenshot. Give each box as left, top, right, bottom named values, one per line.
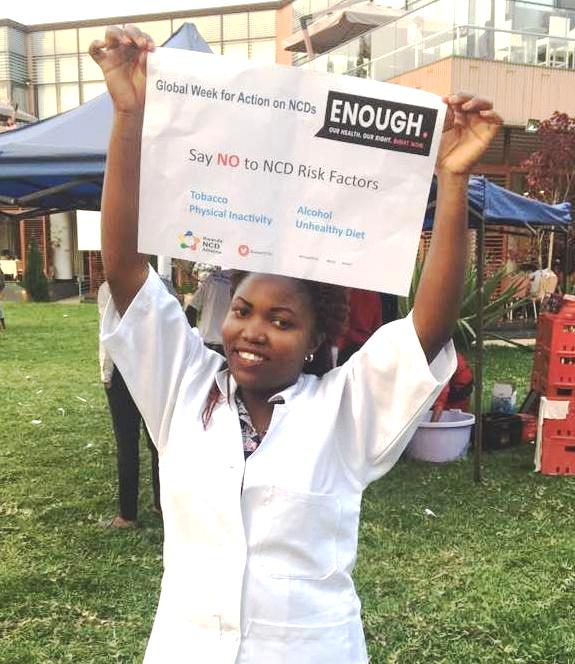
left=22, top=239, right=49, bottom=301
left=522, top=111, right=575, bottom=205
left=521, top=112, right=575, bottom=271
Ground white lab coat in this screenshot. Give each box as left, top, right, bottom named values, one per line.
left=101, top=268, right=455, bottom=664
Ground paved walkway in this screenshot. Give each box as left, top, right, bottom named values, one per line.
left=2, top=282, right=26, bottom=302
left=484, top=337, right=535, bottom=348
left=1, top=281, right=87, bottom=304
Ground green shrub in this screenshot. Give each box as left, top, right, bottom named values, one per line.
left=22, top=239, right=49, bottom=302
left=399, top=260, right=524, bottom=351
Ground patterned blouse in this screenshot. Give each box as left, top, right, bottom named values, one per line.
left=235, top=393, right=284, bottom=459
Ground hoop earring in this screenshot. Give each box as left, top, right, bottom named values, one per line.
left=305, top=352, right=314, bottom=363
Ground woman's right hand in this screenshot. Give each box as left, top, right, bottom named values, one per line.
left=89, top=25, right=155, bottom=116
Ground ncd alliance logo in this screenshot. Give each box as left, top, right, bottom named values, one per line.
left=315, top=91, right=438, bottom=156
left=178, top=230, right=223, bottom=255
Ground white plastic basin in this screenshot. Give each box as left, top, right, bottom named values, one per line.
left=407, top=410, right=475, bottom=463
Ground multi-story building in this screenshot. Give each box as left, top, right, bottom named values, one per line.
left=301, top=0, right=575, bottom=270
left=0, top=0, right=573, bottom=292
left=0, top=2, right=296, bottom=290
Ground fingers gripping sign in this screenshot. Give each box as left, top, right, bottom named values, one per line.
left=89, top=25, right=155, bottom=115
left=89, top=25, right=156, bottom=315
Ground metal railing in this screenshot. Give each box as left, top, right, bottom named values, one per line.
left=303, top=0, right=575, bottom=80
left=307, top=23, right=575, bottom=80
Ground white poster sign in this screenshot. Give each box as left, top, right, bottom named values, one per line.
left=76, top=210, right=101, bottom=251
left=139, top=48, right=445, bottom=295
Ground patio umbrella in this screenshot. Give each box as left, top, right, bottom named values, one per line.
left=283, top=0, right=402, bottom=55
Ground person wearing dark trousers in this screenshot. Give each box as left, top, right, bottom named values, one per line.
left=0, top=267, right=6, bottom=330
left=99, top=281, right=161, bottom=528
left=105, top=366, right=161, bottom=525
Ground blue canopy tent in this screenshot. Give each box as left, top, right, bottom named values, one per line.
left=425, top=175, right=571, bottom=481
left=0, top=24, right=211, bottom=220
left=425, top=175, right=571, bottom=230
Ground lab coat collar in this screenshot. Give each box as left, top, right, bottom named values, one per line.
left=215, top=369, right=306, bottom=405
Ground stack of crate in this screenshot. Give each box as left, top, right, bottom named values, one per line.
left=531, top=301, right=575, bottom=475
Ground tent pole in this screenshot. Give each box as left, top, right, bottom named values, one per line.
left=473, top=214, right=485, bottom=483
left=563, top=228, right=569, bottom=293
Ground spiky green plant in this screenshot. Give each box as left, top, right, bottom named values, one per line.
left=399, top=261, right=525, bottom=351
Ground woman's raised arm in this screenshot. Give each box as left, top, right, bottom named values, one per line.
left=89, top=25, right=155, bottom=315
left=413, top=93, right=502, bottom=361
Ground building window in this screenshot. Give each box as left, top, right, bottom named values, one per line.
left=59, top=83, right=80, bottom=111
left=57, top=55, right=79, bottom=83
left=208, top=42, right=223, bottom=55
left=223, top=12, right=249, bottom=41
left=82, top=81, right=107, bottom=102
left=0, top=55, right=8, bottom=82
left=31, top=31, right=55, bottom=56
left=79, top=54, right=104, bottom=82
left=79, top=26, right=106, bottom=54
left=173, top=15, right=222, bottom=42
left=34, top=57, right=57, bottom=84
left=222, top=41, right=249, bottom=59
left=250, top=39, right=277, bottom=63
left=8, top=27, right=26, bottom=56
left=249, top=10, right=276, bottom=38
left=54, top=29, right=78, bottom=55
left=129, top=20, right=172, bottom=45
left=11, top=85, right=30, bottom=113
left=37, top=84, right=58, bottom=118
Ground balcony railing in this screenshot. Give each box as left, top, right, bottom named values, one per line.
left=307, top=24, right=575, bottom=80
left=303, top=0, right=575, bottom=80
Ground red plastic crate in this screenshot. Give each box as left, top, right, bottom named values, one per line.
left=517, top=413, right=537, bottom=443
left=541, top=410, right=575, bottom=475
left=542, top=410, right=575, bottom=439
left=537, top=374, right=575, bottom=399
left=540, top=440, right=575, bottom=475
left=535, top=311, right=575, bottom=354
left=531, top=347, right=575, bottom=394
left=531, top=313, right=575, bottom=391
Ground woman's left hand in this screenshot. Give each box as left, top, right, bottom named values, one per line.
left=436, top=93, right=502, bottom=176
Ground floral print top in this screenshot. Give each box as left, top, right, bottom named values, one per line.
left=235, top=392, right=284, bottom=459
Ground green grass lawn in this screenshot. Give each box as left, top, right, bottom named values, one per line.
left=1, top=302, right=574, bottom=664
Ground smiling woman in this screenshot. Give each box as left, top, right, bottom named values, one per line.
left=92, top=22, right=502, bottom=664
left=201, top=272, right=348, bottom=436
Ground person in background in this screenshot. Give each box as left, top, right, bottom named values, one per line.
left=336, top=287, right=383, bottom=365
left=553, top=258, right=566, bottom=294
left=431, top=351, right=473, bottom=421
left=184, top=267, right=232, bottom=355
left=0, top=267, right=6, bottom=330
left=98, top=280, right=161, bottom=528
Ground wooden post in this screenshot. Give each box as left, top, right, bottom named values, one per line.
left=19, top=219, right=26, bottom=271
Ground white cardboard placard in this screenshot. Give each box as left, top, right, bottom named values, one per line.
left=139, top=48, right=445, bottom=295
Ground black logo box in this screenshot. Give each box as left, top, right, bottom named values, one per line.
left=316, top=90, right=439, bottom=157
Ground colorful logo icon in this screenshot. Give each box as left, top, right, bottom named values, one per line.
left=179, top=230, right=201, bottom=251
left=238, top=244, right=250, bottom=257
